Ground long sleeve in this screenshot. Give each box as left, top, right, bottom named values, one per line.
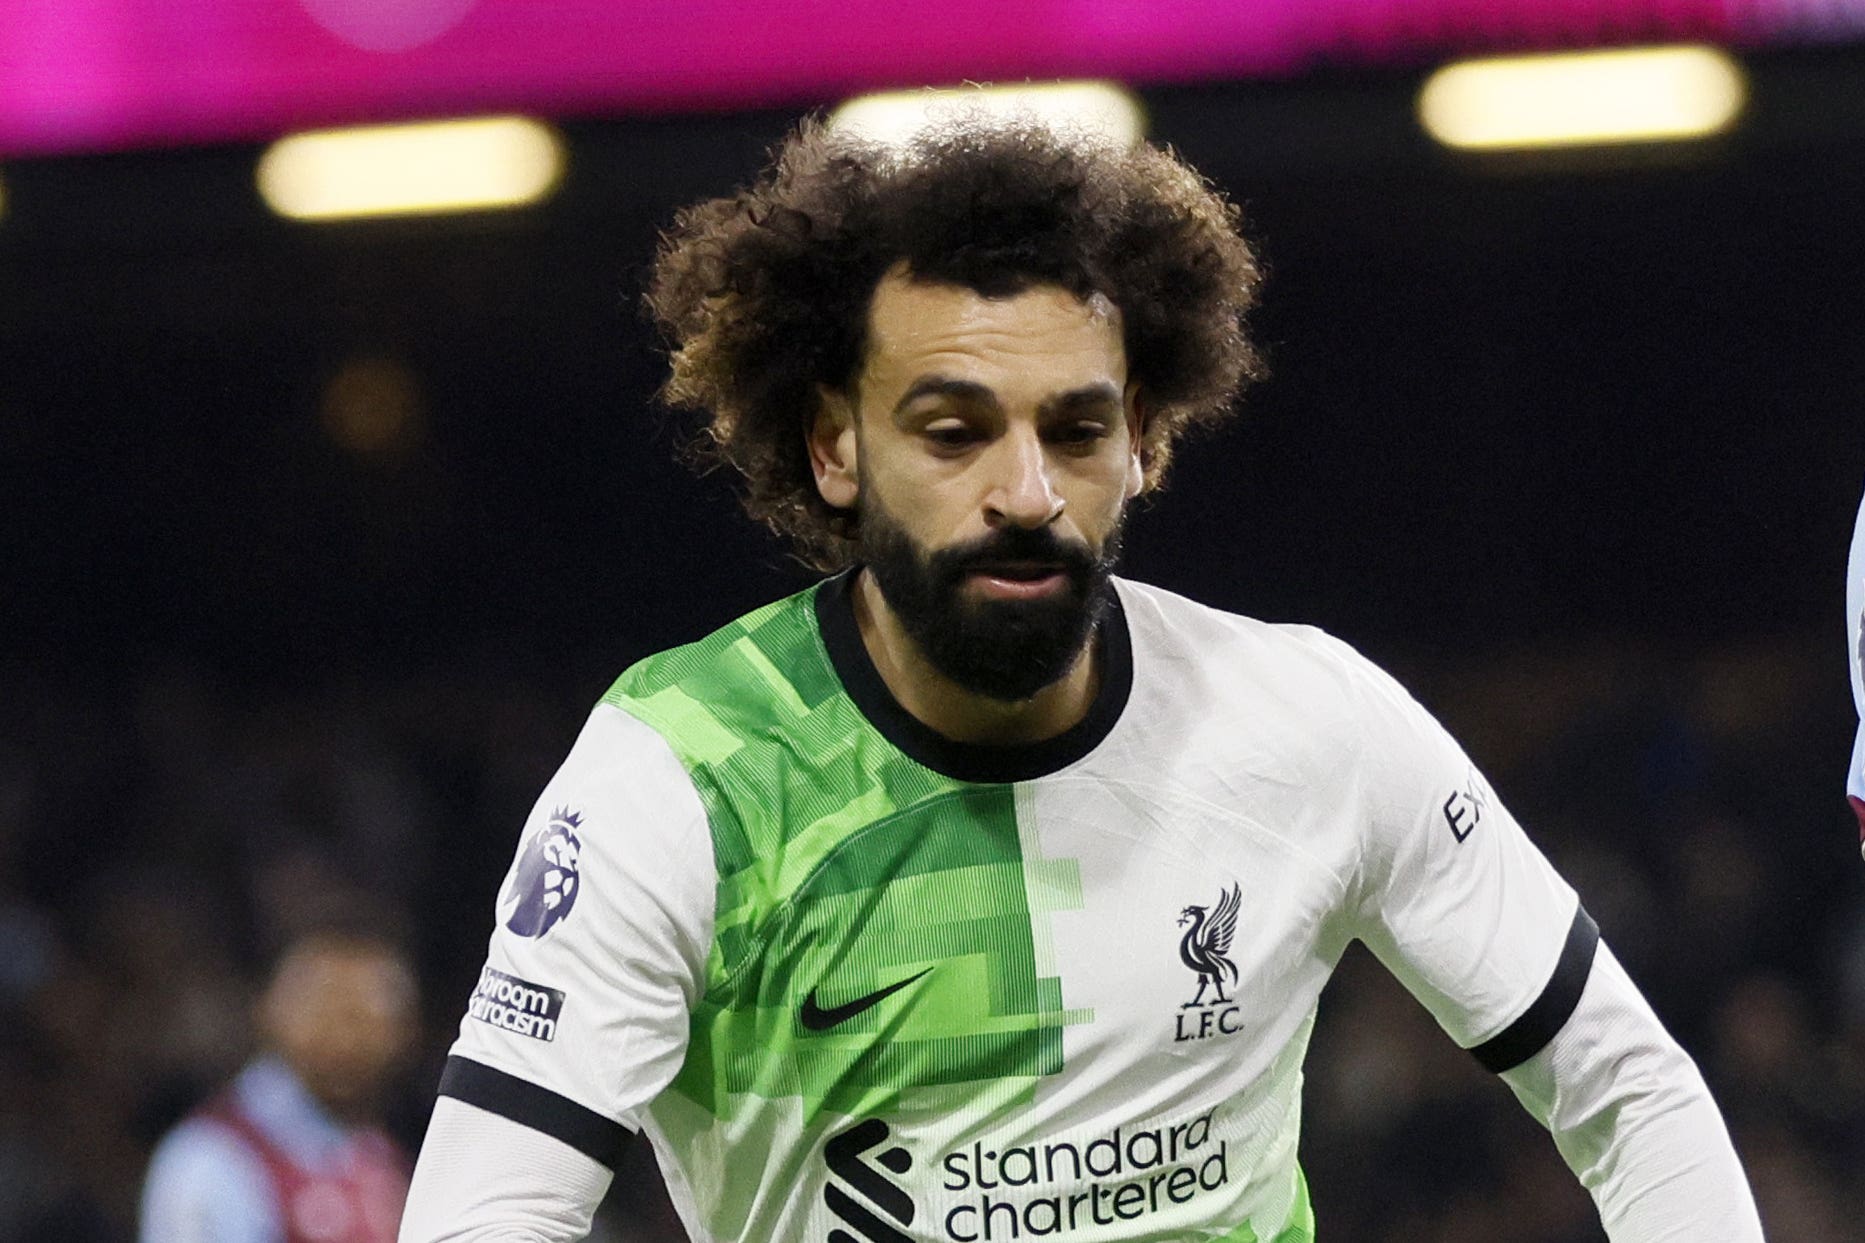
left=397, top=1098, right=612, bottom=1243
left=1498, top=943, right=1763, bottom=1241
left=1327, top=627, right=1762, bottom=1236
left=404, top=702, right=715, bottom=1240
left=435, top=704, right=714, bottom=1165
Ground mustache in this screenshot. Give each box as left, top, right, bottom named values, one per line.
left=925, top=526, right=1103, bottom=582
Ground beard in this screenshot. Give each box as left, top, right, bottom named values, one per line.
left=858, top=491, right=1123, bottom=703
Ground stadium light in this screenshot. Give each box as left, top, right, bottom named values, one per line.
left=1418, top=45, right=1746, bottom=151
left=828, top=81, right=1145, bottom=149
left=257, top=116, right=564, bottom=222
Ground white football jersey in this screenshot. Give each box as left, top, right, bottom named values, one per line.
left=442, top=573, right=1594, bottom=1242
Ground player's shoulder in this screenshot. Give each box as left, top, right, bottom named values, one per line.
left=593, top=581, right=835, bottom=759
left=604, top=582, right=829, bottom=712
left=604, top=582, right=822, bottom=703
left=1114, top=576, right=1391, bottom=707
left=1112, top=579, right=1438, bottom=794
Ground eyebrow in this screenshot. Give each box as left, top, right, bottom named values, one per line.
left=892, top=376, right=1123, bottom=420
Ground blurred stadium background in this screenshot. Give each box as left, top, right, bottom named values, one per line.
left=4, top=1, right=1865, bottom=1239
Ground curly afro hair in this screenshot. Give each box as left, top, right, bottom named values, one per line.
left=645, top=115, right=1264, bottom=569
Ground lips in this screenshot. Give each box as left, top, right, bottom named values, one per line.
left=965, top=562, right=1068, bottom=600
left=967, top=561, right=1062, bottom=582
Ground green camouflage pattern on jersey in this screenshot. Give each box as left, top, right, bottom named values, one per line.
left=602, top=584, right=1089, bottom=1123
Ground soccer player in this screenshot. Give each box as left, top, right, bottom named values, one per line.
left=142, top=919, right=417, bottom=1243
left=1849, top=485, right=1864, bottom=854
left=399, top=119, right=1763, bottom=1241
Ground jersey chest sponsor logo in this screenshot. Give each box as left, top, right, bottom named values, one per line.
left=823, top=1118, right=916, bottom=1243
left=502, top=807, right=583, bottom=939
left=1173, top=884, right=1245, bottom=1043
left=819, top=1110, right=1235, bottom=1241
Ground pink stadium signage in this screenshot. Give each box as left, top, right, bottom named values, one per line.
left=1, top=0, right=1859, bottom=155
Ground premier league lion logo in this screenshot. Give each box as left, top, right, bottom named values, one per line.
left=503, top=808, right=584, bottom=938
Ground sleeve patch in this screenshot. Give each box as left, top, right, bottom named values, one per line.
left=466, top=967, right=566, bottom=1042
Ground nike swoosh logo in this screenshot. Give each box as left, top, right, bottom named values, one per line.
left=800, top=967, right=934, bottom=1032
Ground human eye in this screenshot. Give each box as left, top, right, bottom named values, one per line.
left=1046, top=421, right=1111, bottom=450
left=922, top=420, right=985, bottom=452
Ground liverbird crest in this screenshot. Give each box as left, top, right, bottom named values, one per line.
left=1177, top=884, right=1242, bottom=1008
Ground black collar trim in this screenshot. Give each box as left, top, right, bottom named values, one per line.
left=813, top=568, right=1132, bottom=784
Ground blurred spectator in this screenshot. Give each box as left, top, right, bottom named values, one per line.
left=138, top=917, right=419, bottom=1243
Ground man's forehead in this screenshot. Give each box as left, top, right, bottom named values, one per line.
left=859, top=267, right=1126, bottom=391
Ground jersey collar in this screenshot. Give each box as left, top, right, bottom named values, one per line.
left=814, top=568, right=1133, bottom=784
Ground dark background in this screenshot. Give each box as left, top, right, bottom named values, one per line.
left=2, top=46, right=1863, bottom=1242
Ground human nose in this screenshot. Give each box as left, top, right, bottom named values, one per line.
left=982, top=426, right=1065, bottom=529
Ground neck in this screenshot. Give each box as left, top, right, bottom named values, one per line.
left=850, top=569, right=1100, bottom=746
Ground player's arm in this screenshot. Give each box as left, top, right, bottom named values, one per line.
left=399, top=705, right=714, bottom=1243
left=399, top=1099, right=612, bottom=1242
left=1334, top=640, right=1763, bottom=1241
left=1495, top=943, right=1759, bottom=1240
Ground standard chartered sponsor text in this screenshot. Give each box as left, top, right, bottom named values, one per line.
left=939, top=1107, right=1230, bottom=1240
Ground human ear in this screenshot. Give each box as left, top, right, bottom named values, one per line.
left=809, top=385, right=860, bottom=510
left=1123, top=384, right=1147, bottom=499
